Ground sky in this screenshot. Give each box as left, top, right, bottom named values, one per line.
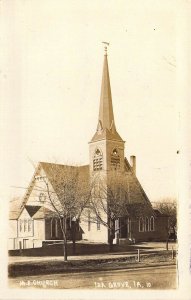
left=1, top=0, right=185, bottom=203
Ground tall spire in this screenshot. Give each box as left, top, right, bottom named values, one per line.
left=91, top=47, right=123, bottom=142
left=98, top=49, right=116, bottom=132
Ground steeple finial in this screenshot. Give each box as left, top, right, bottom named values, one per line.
left=102, top=41, right=110, bottom=56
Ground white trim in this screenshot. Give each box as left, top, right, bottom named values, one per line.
left=127, top=217, right=131, bottom=239
left=145, top=217, right=149, bottom=231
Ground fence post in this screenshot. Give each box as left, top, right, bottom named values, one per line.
left=137, top=249, right=140, bottom=262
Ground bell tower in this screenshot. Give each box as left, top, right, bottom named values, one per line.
left=89, top=47, right=125, bottom=174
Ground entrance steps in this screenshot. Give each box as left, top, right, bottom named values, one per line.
left=119, top=238, right=135, bottom=245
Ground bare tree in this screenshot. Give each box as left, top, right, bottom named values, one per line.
left=40, top=163, right=91, bottom=261
left=155, top=198, right=177, bottom=250
left=81, top=169, right=156, bottom=251
left=83, top=172, right=130, bottom=251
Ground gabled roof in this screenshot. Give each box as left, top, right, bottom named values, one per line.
left=126, top=203, right=153, bottom=218
left=21, top=163, right=42, bottom=208
left=91, top=128, right=124, bottom=143
left=25, top=205, right=42, bottom=217
left=9, top=211, right=20, bottom=220
left=124, top=158, right=155, bottom=217
left=23, top=205, right=57, bottom=219
left=9, top=198, right=23, bottom=220
left=17, top=162, right=90, bottom=220
left=154, top=209, right=169, bottom=217
left=40, top=162, right=89, bottom=196
left=18, top=157, right=155, bottom=220
left=40, top=162, right=89, bottom=177
left=20, top=162, right=89, bottom=209
left=32, top=206, right=57, bottom=219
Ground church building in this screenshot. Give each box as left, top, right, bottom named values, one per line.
left=9, top=48, right=168, bottom=250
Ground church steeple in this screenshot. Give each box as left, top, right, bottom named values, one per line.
left=89, top=47, right=125, bottom=173
left=98, top=50, right=115, bottom=131
left=91, top=48, right=123, bottom=142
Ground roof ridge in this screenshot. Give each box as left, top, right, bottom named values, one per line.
left=40, top=161, right=89, bottom=168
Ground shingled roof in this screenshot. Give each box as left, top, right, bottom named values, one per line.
left=20, top=162, right=89, bottom=209
left=18, top=157, right=154, bottom=220
left=9, top=211, right=21, bottom=220
left=91, top=127, right=123, bottom=143
left=124, top=158, right=155, bottom=217
left=40, top=162, right=89, bottom=178
left=40, top=162, right=89, bottom=196
left=9, top=198, right=23, bottom=220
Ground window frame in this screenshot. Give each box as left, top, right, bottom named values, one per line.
left=139, top=217, right=144, bottom=232
left=28, top=219, right=32, bottom=232
left=111, top=148, right=120, bottom=170
left=24, top=219, right=27, bottom=232
left=51, top=218, right=58, bottom=238
left=150, top=216, right=155, bottom=231
left=145, top=217, right=149, bottom=231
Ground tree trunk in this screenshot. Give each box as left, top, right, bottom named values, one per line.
left=62, top=234, right=68, bottom=261
left=109, top=238, right=113, bottom=252
left=108, top=218, right=115, bottom=252
left=64, top=242, right=67, bottom=261
left=61, top=218, right=68, bottom=261
left=166, top=236, right=169, bottom=251
left=108, top=232, right=114, bottom=252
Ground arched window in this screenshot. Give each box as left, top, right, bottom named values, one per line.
left=150, top=216, right=155, bottom=231
left=145, top=217, right=149, bottom=231
left=51, top=218, right=58, bottom=238
left=111, top=148, right=120, bottom=169
left=139, top=217, right=144, bottom=232
left=93, top=148, right=103, bottom=171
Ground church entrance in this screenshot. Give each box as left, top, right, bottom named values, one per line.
left=119, top=217, right=131, bottom=239
left=119, top=218, right=127, bottom=238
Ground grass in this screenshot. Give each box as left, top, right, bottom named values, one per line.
left=9, top=250, right=177, bottom=278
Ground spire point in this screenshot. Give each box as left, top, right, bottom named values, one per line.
left=102, top=41, right=110, bottom=56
